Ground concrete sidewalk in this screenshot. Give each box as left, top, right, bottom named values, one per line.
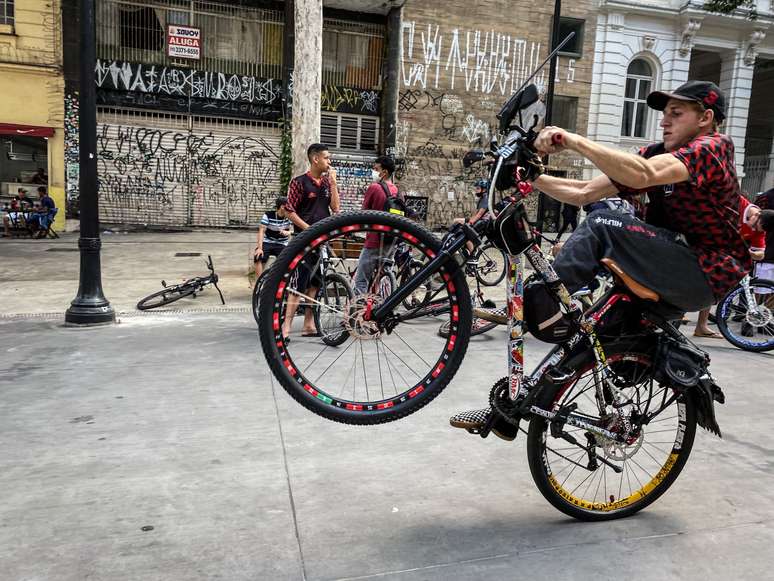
left=1, top=311, right=773, bottom=580
left=0, top=229, right=259, bottom=316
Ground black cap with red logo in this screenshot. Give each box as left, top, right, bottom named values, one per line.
left=647, top=80, right=726, bottom=123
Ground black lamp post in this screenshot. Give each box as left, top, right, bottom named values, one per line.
left=537, top=0, right=562, bottom=233
left=65, top=0, right=115, bottom=326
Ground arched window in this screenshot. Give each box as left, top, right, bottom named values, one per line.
left=621, top=59, right=653, bottom=138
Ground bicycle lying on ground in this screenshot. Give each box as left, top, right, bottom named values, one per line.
left=137, top=255, right=225, bottom=310
left=257, top=39, right=726, bottom=521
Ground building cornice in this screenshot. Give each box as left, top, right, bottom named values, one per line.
left=601, top=0, right=774, bottom=25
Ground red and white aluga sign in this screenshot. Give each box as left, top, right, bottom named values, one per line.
left=167, top=25, right=201, bottom=60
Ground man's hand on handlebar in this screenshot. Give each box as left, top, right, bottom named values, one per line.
left=534, top=126, right=572, bottom=155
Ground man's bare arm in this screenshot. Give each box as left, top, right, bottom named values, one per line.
left=286, top=211, right=309, bottom=231
left=328, top=169, right=340, bottom=213
left=536, top=127, right=691, bottom=189
left=533, top=174, right=619, bottom=207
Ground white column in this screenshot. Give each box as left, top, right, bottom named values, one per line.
left=719, top=47, right=754, bottom=177
left=292, top=0, right=323, bottom=176
left=587, top=12, right=628, bottom=147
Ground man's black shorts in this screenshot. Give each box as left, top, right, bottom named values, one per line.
left=291, top=250, right=323, bottom=292
left=255, top=242, right=286, bottom=264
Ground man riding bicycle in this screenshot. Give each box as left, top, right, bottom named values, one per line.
left=451, top=80, right=753, bottom=439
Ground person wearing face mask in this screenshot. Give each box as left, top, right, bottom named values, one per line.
left=353, top=155, right=402, bottom=295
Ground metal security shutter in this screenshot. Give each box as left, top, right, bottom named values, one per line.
left=189, top=117, right=281, bottom=228
left=96, top=108, right=281, bottom=228
left=96, top=109, right=191, bottom=227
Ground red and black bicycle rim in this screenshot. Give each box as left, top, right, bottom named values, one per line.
left=258, top=211, right=473, bottom=425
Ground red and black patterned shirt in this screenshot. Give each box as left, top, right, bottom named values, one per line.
left=284, top=172, right=333, bottom=232
left=611, top=133, right=752, bottom=300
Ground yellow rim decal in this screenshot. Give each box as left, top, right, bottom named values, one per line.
left=547, top=453, right=679, bottom=512
left=389, top=209, right=405, bottom=215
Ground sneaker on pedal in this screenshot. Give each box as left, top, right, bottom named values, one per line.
left=449, top=407, right=518, bottom=441
left=472, top=306, right=508, bottom=325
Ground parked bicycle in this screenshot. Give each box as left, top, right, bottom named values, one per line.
left=716, top=273, right=774, bottom=352
left=137, top=255, right=225, bottom=310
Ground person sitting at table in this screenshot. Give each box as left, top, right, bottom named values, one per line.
left=27, top=187, right=57, bottom=237
left=31, top=167, right=48, bottom=185
left=2, top=188, right=34, bottom=237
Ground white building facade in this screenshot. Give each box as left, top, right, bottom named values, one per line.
left=586, top=0, right=774, bottom=193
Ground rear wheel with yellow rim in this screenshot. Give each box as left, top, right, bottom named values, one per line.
left=526, top=343, right=697, bottom=521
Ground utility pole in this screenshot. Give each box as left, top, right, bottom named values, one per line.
left=537, top=0, right=562, bottom=233
left=65, top=0, right=115, bottom=326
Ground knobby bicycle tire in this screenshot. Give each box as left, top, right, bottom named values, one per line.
left=258, top=210, right=473, bottom=425
left=716, top=279, right=774, bottom=352
left=137, top=283, right=196, bottom=310
left=526, top=340, right=697, bottom=521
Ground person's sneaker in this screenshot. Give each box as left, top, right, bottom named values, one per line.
left=449, top=407, right=518, bottom=441
left=741, top=322, right=755, bottom=337
left=472, top=306, right=508, bottom=325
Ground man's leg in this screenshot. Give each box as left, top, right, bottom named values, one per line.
left=553, top=210, right=715, bottom=313
left=301, top=286, right=319, bottom=334
left=3, top=215, right=10, bottom=236
left=282, top=262, right=312, bottom=339
left=353, top=247, right=378, bottom=295
left=694, top=307, right=720, bottom=338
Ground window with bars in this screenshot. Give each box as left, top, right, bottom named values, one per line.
left=322, top=18, right=385, bottom=90
left=621, top=59, right=653, bottom=138
left=552, top=95, right=578, bottom=133
left=321, top=113, right=378, bottom=152
left=0, top=0, right=14, bottom=26
left=97, top=0, right=284, bottom=78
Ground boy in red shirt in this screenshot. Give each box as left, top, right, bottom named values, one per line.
left=352, top=156, right=401, bottom=295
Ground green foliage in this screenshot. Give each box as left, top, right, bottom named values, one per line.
left=703, top=0, right=757, bottom=19
left=278, top=117, right=293, bottom=195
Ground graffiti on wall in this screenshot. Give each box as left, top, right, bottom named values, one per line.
left=321, top=85, right=380, bottom=116
left=96, top=60, right=282, bottom=104
left=94, top=60, right=283, bottom=120
left=334, top=158, right=373, bottom=212
left=95, top=123, right=281, bottom=228
left=401, top=21, right=576, bottom=95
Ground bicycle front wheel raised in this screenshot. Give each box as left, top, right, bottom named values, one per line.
left=258, top=211, right=473, bottom=425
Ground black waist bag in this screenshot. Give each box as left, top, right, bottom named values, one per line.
left=524, top=277, right=578, bottom=343
left=654, top=336, right=710, bottom=387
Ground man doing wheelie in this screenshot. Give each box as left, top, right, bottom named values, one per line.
left=451, top=80, right=753, bottom=438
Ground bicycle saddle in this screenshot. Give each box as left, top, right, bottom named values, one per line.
left=600, top=258, right=660, bottom=302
